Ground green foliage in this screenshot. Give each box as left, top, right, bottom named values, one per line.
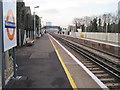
left=98, top=18, right=101, bottom=27
left=35, top=15, right=40, bottom=29
left=118, top=20, right=120, bottom=33
left=25, top=14, right=33, bottom=30
left=72, top=14, right=119, bottom=33
left=107, top=23, right=110, bottom=32
left=103, top=22, right=106, bottom=32
left=17, top=2, right=26, bottom=30
left=98, top=18, right=102, bottom=32
left=16, top=1, right=42, bottom=46
left=81, top=24, right=85, bottom=32
left=92, top=18, right=98, bottom=32
left=86, top=18, right=98, bottom=32
left=9, top=49, right=13, bottom=56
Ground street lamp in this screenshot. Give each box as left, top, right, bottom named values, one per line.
left=33, top=6, right=39, bottom=40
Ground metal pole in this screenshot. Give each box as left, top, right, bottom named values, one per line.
left=19, top=29, right=21, bottom=46
left=0, top=1, right=3, bottom=89
left=2, top=53, right=5, bottom=88
left=0, top=1, right=5, bottom=88
left=34, top=8, right=35, bottom=40
left=13, top=48, right=17, bottom=78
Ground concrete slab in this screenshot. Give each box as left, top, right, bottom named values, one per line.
left=30, top=52, right=49, bottom=59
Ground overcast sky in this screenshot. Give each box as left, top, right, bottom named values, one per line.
left=24, top=0, right=119, bottom=27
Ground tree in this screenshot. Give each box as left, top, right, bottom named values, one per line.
left=98, top=18, right=102, bottom=32
left=103, top=21, right=106, bottom=32
left=107, top=23, right=110, bottom=32
left=89, top=21, right=93, bottom=32
left=35, top=15, right=40, bottom=29
left=73, top=18, right=81, bottom=32
left=118, top=20, right=120, bottom=33
left=35, top=15, right=40, bottom=36
left=81, top=24, right=85, bottom=32
left=25, top=13, right=33, bottom=37
left=92, top=18, right=98, bottom=32
left=17, top=1, right=26, bottom=30
left=17, top=1, right=26, bottom=46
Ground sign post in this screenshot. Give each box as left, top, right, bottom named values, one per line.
left=3, top=0, right=17, bottom=80
left=13, top=47, right=17, bottom=78
left=0, top=1, right=3, bottom=89
left=3, top=0, right=17, bottom=52
left=2, top=0, right=17, bottom=87
left=1, top=0, right=24, bottom=89
left=0, top=0, right=5, bottom=88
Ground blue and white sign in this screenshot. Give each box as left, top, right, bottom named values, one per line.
left=3, top=0, right=17, bottom=51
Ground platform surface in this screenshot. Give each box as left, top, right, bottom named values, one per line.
left=6, top=34, right=104, bottom=89
left=6, top=34, right=71, bottom=88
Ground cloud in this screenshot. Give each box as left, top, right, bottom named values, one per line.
left=40, top=9, right=59, bottom=14
left=24, top=0, right=119, bottom=27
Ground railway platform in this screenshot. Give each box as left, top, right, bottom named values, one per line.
left=6, top=34, right=107, bottom=89
left=6, top=34, right=71, bottom=88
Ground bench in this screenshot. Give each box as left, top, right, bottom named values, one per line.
left=26, top=38, right=34, bottom=46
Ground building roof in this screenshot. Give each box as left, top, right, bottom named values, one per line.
left=25, top=6, right=31, bottom=14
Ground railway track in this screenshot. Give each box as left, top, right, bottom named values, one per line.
left=52, top=35, right=120, bottom=89
left=60, top=35, right=120, bottom=59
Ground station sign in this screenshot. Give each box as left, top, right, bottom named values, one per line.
left=3, top=0, right=17, bottom=51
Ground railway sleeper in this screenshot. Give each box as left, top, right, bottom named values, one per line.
left=100, top=78, right=116, bottom=83
left=81, top=60, right=91, bottom=63
left=105, top=83, right=120, bottom=89
left=54, top=36, right=120, bottom=88
left=86, top=65, right=97, bottom=68
left=92, top=70, right=105, bottom=74
left=88, top=68, right=101, bottom=70
left=95, top=73, right=110, bottom=78
left=84, top=63, right=95, bottom=65
left=88, top=67, right=101, bottom=70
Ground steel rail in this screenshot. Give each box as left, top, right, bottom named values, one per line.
left=61, top=35, right=120, bottom=59
left=53, top=36, right=120, bottom=80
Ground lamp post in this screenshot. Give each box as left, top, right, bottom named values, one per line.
left=33, top=6, right=39, bottom=40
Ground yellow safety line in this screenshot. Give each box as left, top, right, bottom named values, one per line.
left=49, top=36, right=78, bottom=89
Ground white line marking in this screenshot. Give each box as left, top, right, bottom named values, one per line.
left=50, top=34, right=109, bottom=90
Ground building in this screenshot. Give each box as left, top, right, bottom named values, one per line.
left=25, top=6, right=31, bottom=14
left=68, top=25, right=76, bottom=32
left=118, top=1, right=120, bottom=19
left=46, top=22, right=52, bottom=26
left=43, top=26, right=60, bottom=31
